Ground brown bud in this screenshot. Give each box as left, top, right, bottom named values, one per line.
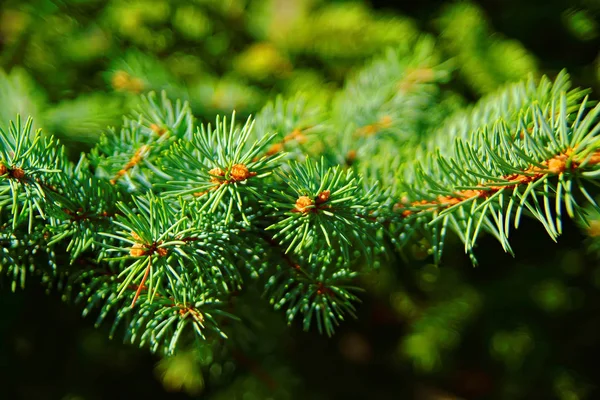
left=208, top=167, right=225, bottom=184
left=0, top=164, right=7, bottom=176
left=150, top=124, right=166, bottom=136
left=547, top=157, right=566, bottom=174
left=230, top=164, right=255, bottom=182
left=111, top=70, right=130, bottom=90
left=130, top=243, right=146, bottom=257
left=293, top=196, right=314, bottom=213
left=209, top=167, right=225, bottom=177
left=316, top=190, right=330, bottom=204
left=11, top=167, right=25, bottom=179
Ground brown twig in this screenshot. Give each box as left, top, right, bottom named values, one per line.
left=110, top=145, right=150, bottom=185
left=131, top=257, right=152, bottom=307
left=396, top=149, right=600, bottom=217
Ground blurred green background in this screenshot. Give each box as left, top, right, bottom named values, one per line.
left=1, top=0, right=600, bottom=399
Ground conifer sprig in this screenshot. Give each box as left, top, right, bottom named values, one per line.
left=46, top=156, right=122, bottom=261
left=161, top=113, right=284, bottom=223
left=266, top=157, right=379, bottom=263
left=394, top=77, right=600, bottom=263
left=252, top=95, right=327, bottom=160
left=2, top=52, right=600, bottom=357
left=265, top=257, right=362, bottom=337
left=91, top=92, right=194, bottom=191
left=100, top=194, right=240, bottom=306
left=0, top=116, right=64, bottom=232
left=76, top=267, right=233, bottom=355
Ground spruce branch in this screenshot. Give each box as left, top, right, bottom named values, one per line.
left=252, top=95, right=327, bottom=160
left=91, top=91, right=194, bottom=191
left=160, top=112, right=284, bottom=224
left=332, top=36, right=452, bottom=161
left=266, top=157, right=380, bottom=263
left=2, top=57, right=600, bottom=357
left=0, top=116, right=65, bottom=232
left=394, top=77, right=600, bottom=263
left=265, top=256, right=362, bottom=337
left=75, top=267, right=234, bottom=355
left=0, top=224, right=58, bottom=292
left=99, top=193, right=241, bottom=307
left=257, top=227, right=363, bottom=337
left=45, top=155, right=122, bottom=261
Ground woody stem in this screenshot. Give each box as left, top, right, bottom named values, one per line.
left=131, top=257, right=152, bottom=307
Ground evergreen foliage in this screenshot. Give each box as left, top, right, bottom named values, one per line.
left=2, top=0, right=600, bottom=398
left=2, top=50, right=600, bottom=356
